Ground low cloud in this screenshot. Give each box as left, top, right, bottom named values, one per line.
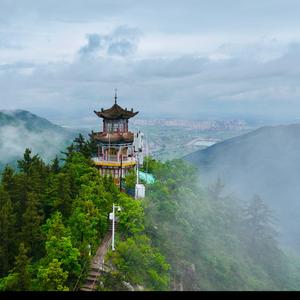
left=78, top=25, right=141, bottom=59
left=1, top=32, right=300, bottom=123
left=78, top=34, right=103, bottom=57
left=0, top=124, right=72, bottom=165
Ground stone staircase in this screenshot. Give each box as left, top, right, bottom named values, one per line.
left=80, top=222, right=118, bottom=291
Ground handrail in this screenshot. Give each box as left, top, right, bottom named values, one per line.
left=73, top=256, right=90, bottom=291
left=92, top=157, right=136, bottom=163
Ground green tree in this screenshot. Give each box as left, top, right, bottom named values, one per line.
left=20, top=192, right=44, bottom=258
left=124, top=169, right=136, bottom=190
left=117, top=193, right=144, bottom=235
left=37, top=259, right=69, bottom=291
left=208, top=177, right=225, bottom=202
left=242, top=194, right=286, bottom=287
left=1, top=166, right=14, bottom=193
left=7, top=242, right=32, bottom=291
left=51, top=156, right=61, bottom=174
left=106, top=235, right=170, bottom=291
left=17, top=148, right=39, bottom=175
left=51, top=173, right=73, bottom=218
left=0, top=188, right=17, bottom=276
left=69, top=198, right=106, bottom=255
left=43, top=212, right=81, bottom=281
left=243, top=194, right=279, bottom=259
left=0, top=243, right=32, bottom=291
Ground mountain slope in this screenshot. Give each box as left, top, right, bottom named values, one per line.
left=0, top=110, right=77, bottom=169
left=184, top=124, right=300, bottom=251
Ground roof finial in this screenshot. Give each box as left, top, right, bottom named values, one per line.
left=114, top=88, right=118, bottom=104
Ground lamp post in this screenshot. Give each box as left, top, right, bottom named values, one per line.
left=110, top=203, right=121, bottom=251
left=119, top=154, right=123, bottom=191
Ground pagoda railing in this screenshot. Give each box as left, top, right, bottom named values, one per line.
left=92, top=156, right=136, bottom=164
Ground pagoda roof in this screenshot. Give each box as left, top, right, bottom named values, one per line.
left=94, top=102, right=138, bottom=120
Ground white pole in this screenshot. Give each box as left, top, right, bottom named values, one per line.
left=136, top=154, right=139, bottom=185
left=112, top=204, right=115, bottom=251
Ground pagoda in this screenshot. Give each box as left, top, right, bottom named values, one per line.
left=90, top=91, right=139, bottom=185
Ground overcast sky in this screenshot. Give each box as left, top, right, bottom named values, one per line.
left=0, top=0, right=300, bottom=125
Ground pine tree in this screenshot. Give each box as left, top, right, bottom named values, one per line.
left=242, top=194, right=287, bottom=286
left=51, top=156, right=61, bottom=174
left=208, top=177, right=225, bottom=201
left=74, top=133, right=93, bottom=158
left=243, top=194, right=278, bottom=251
left=0, top=188, right=17, bottom=276
left=1, top=166, right=14, bottom=193
left=61, top=143, right=76, bottom=162
left=52, top=173, right=73, bottom=218
left=11, top=173, right=28, bottom=229
left=14, top=242, right=31, bottom=291
left=20, top=192, right=44, bottom=258
left=17, top=148, right=39, bottom=175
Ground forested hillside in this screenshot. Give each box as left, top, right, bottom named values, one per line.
left=140, top=158, right=300, bottom=290
left=184, top=123, right=300, bottom=251
left=0, top=137, right=169, bottom=291
left=0, top=135, right=300, bottom=290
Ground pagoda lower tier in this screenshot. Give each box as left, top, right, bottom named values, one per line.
left=91, top=156, right=136, bottom=185
left=91, top=138, right=137, bottom=184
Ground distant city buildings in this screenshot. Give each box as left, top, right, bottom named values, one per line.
left=131, top=118, right=248, bottom=131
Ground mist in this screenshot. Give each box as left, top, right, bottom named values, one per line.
left=185, top=124, right=300, bottom=253
left=0, top=115, right=76, bottom=169
left=143, top=158, right=300, bottom=290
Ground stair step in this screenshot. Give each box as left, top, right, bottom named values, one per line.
left=88, top=271, right=101, bottom=277
left=80, top=287, right=93, bottom=292
left=91, top=265, right=102, bottom=271
left=86, top=275, right=98, bottom=281
left=81, top=284, right=95, bottom=289
left=80, top=230, right=112, bottom=292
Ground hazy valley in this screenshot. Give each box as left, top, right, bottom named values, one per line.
left=185, top=124, right=300, bottom=252
left=0, top=110, right=78, bottom=169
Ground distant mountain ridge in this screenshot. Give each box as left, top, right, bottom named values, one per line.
left=184, top=123, right=300, bottom=251
left=0, top=110, right=66, bottom=133
left=0, top=110, right=77, bottom=169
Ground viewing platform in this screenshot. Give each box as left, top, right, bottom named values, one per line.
left=92, top=156, right=137, bottom=167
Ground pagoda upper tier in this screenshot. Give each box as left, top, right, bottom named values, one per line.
left=94, top=102, right=138, bottom=120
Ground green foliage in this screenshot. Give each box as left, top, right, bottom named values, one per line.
left=36, top=259, right=69, bottom=291
left=42, top=212, right=80, bottom=279
left=17, top=148, right=39, bottom=175
left=13, top=243, right=32, bottom=290
left=124, top=169, right=136, bottom=190
left=117, top=193, right=144, bottom=235
left=107, top=235, right=170, bottom=291
left=0, top=272, right=19, bottom=291
left=1, top=165, right=15, bottom=192
left=0, top=188, right=17, bottom=276
left=3, top=139, right=299, bottom=291
left=143, top=157, right=300, bottom=291
left=0, top=242, right=32, bottom=291
left=50, top=156, right=61, bottom=174
left=21, top=192, right=44, bottom=258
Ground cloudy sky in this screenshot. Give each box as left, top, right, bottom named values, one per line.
left=0, top=0, right=300, bottom=125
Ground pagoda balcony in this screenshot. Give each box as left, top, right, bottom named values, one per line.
left=91, top=156, right=137, bottom=167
